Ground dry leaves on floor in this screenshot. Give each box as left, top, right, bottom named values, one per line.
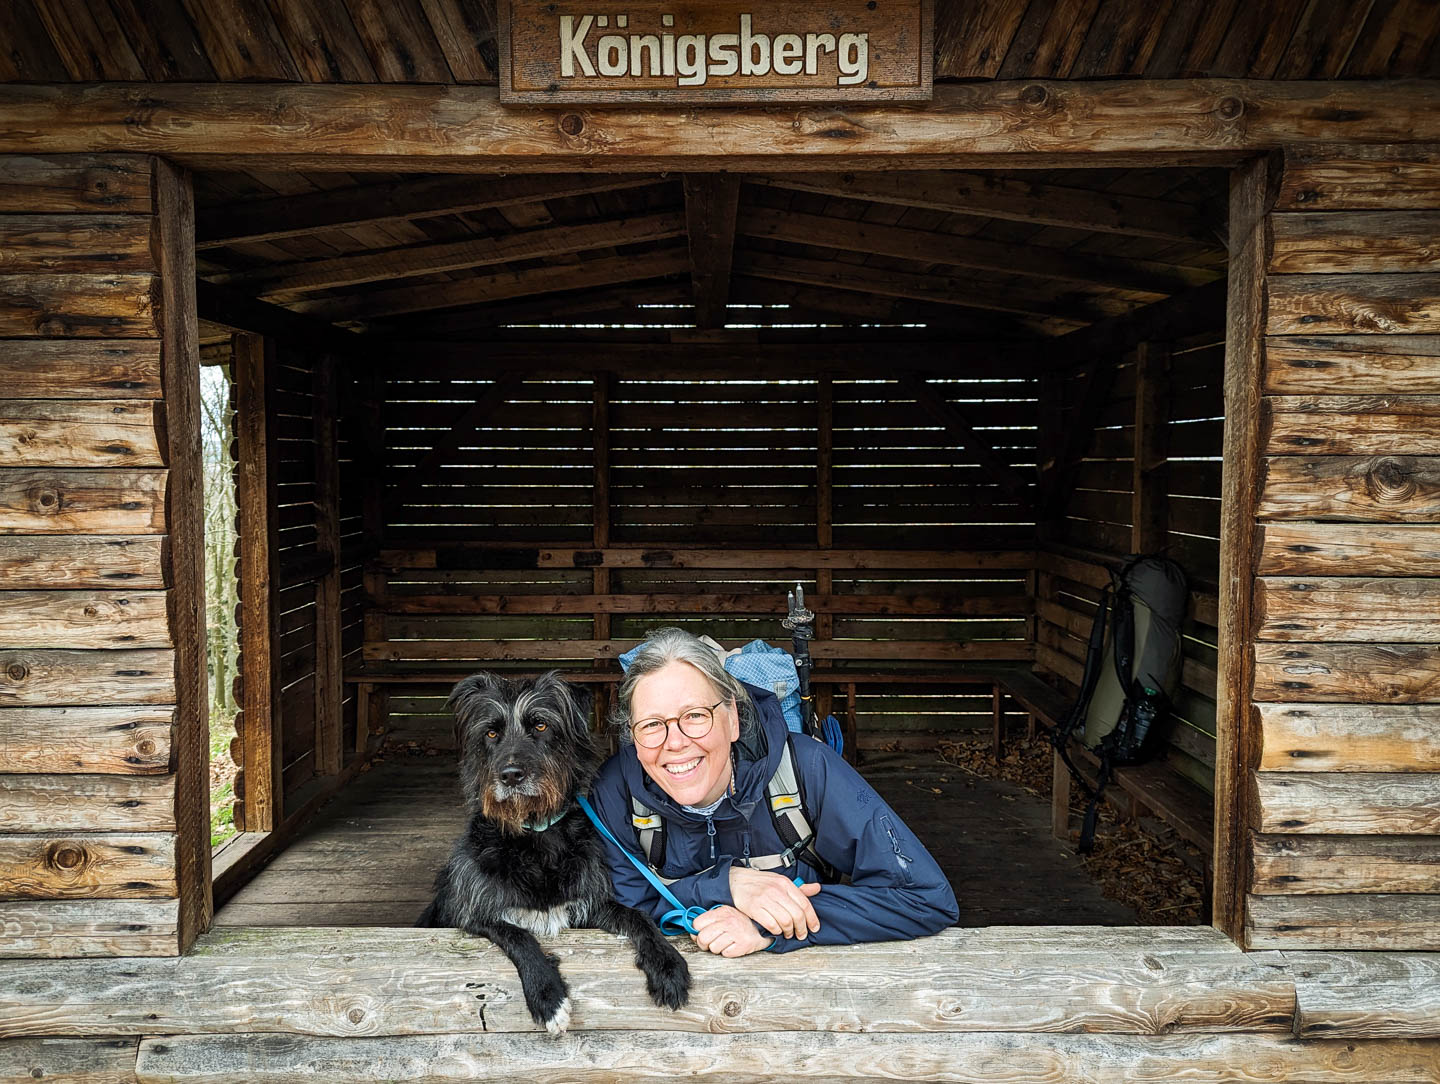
left=937, top=731, right=1207, bottom=925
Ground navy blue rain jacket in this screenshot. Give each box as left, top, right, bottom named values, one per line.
left=588, top=683, right=959, bottom=951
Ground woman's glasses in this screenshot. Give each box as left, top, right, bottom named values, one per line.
left=631, top=699, right=728, bottom=749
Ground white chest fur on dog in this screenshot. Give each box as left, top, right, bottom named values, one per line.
left=501, top=902, right=573, bottom=938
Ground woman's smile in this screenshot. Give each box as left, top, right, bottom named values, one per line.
left=631, top=660, right=740, bottom=807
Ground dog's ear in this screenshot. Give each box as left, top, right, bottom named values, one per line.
left=448, top=671, right=509, bottom=744
left=532, top=669, right=592, bottom=729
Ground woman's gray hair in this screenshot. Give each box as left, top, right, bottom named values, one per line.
left=611, top=627, right=756, bottom=743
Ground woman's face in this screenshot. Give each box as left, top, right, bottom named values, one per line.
left=629, top=660, right=740, bottom=808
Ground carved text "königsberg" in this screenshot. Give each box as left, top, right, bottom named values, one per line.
left=559, top=13, right=870, bottom=87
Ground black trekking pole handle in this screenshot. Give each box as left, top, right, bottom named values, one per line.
left=783, top=583, right=819, bottom=738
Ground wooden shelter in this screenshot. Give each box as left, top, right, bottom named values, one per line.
left=2, top=1, right=1440, bottom=1080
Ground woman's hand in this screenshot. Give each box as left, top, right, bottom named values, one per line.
left=691, top=905, right=773, bottom=957
left=728, top=866, right=822, bottom=940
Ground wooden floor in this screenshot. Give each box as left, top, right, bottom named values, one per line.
left=215, top=748, right=1136, bottom=927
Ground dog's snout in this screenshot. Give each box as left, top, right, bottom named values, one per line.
left=500, top=765, right=527, bottom=786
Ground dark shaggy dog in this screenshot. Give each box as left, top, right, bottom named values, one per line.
left=417, top=670, right=690, bottom=1035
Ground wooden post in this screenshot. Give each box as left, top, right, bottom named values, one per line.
left=592, top=375, right=612, bottom=694
left=154, top=158, right=212, bottom=953
left=233, top=334, right=280, bottom=832
left=991, top=684, right=1004, bottom=760
left=682, top=174, right=740, bottom=329
left=1214, top=153, right=1276, bottom=944
left=312, top=353, right=342, bottom=777
left=1052, top=749, right=1071, bottom=841
left=1131, top=341, right=1171, bottom=554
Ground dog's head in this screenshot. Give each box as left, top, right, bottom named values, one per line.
left=448, top=670, right=599, bottom=834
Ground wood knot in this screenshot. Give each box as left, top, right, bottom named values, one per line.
left=47, top=843, right=87, bottom=870
left=722, top=999, right=743, bottom=1017
left=347, top=1007, right=366, bottom=1024
left=137, top=740, right=157, bottom=756
left=559, top=113, right=585, bottom=136
left=6, top=663, right=30, bottom=681
left=30, top=486, right=61, bottom=512
left=1364, top=457, right=1418, bottom=504
left=1019, top=84, right=1048, bottom=107
left=1216, top=96, right=1244, bottom=121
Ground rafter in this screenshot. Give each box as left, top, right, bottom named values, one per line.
left=373, top=284, right=695, bottom=336
left=728, top=278, right=1039, bottom=335
left=205, top=211, right=686, bottom=298
left=195, top=174, right=666, bottom=249
left=682, top=175, right=741, bottom=329
left=740, top=207, right=1219, bottom=296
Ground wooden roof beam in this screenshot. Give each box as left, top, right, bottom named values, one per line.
left=195, top=174, right=667, bottom=249
left=205, top=210, right=686, bottom=299
left=372, top=284, right=695, bottom=335
left=740, top=206, right=1220, bottom=296
left=752, top=171, right=1221, bottom=247
left=6, top=82, right=1440, bottom=170
left=194, top=280, right=365, bottom=353
left=290, top=247, right=692, bottom=323
left=728, top=278, right=1038, bottom=335
left=682, top=175, right=741, bottom=329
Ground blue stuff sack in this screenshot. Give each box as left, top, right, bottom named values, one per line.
left=618, top=637, right=804, bottom=733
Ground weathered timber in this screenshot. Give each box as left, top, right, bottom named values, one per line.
left=1264, top=335, right=1440, bottom=394
left=1278, top=147, right=1440, bottom=211
left=0, top=1038, right=139, bottom=1084
left=195, top=174, right=663, bottom=248
left=0, top=898, right=178, bottom=957
left=0, top=339, right=162, bottom=399
left=0, top=925, right=1293, bottom=1038
left=1267, top=274, right=1440, bottom=335
left=1257, top=524, right=1440, bottom=576
left=0, top=214, right=155, bottom=274
left=0, top=648, right=176, bottom=705
left=0, top=469, right=167, bottom=533
left=1264, top=396, right=1440, bottom=456
left=1257, top=456, right=1440, bottom=522
left=1253, top=643, right=1440, bottom=703
left=1289, top=953, right=1440, bottom=1037
left=1251, top=835, right=1440, bottom=894
left=0, top=589, right=170, bottom=649
left=0, top=536, right=166, bottom=588
left=0, top=273, right=158, bottom=337
left=754, top=170, right=1215, bottom=243
left=1249, top=771, right=1440, bottom=835
left=1131, top=342, right=1170, bottom=552
left=0, top=705, right=172, bottom=773
left=1254, top=578, right=1440, bottom=642
left=0, top=833, right=176, bottom=899
left=379, top=547, right=1035, bottom=570
left=4, top=83, right=1440, bottom=170
left=1268, top=211, right=1440, bottom=274
left=0, top=400, right=163, bottom=468
left=312, top=353, right=342, bottom=778
left=380, top=594, right=1032, bottom=617
left=193, top=281, right=361, bottom=353
left=1256, top=704, right=1440, bottom=773
left=682, top=175, right=740, bottom=329
left=0, top=155, right=152, bottom=213
left=363, top=639, right=1032, bottom=663
left=129, top=1031, right=1440, bottom=1083
left=0, top=773, right=176, bottom=831
left=1248, top=893, right=1440, bottom=951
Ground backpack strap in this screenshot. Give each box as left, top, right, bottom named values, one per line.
left=630, top=793, right=668, bottom=873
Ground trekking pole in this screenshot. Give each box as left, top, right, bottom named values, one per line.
left=782, top=583, right=819, bottom=739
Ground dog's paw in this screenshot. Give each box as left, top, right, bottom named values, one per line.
left=643, top=944, right=692, bottom=1010
left=542, top=996, right=571, bottom=1037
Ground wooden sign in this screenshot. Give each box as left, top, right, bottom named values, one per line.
left=499, top=1, right=933, bottom=104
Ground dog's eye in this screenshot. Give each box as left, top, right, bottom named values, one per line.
left=485, top=729, right=498, bottom=740
left=533, top=723, right=547, bottom=732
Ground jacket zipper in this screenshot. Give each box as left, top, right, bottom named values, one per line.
left=706, top=816, right=716, bottom=863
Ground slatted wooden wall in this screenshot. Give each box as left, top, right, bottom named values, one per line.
left=0, top=153, right=207, bottom=956
left=1241, top=146, right=1440, bottom=951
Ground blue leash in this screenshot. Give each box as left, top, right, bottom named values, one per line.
left=577, top=794, right=708, bottom=935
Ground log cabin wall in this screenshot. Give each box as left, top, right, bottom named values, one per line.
left=1244, top=146, right=1440, bottom=951
left=0, top=153, right=208, bottom=956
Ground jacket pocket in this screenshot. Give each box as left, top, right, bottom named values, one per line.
left=881, top=815, right=915, bottom=887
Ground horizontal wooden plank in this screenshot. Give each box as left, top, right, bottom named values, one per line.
left=1278, top=150, right=1440, bottom=211
left=0, top=898, right=177, bottom=957
left=0, top=832, right=175, bottom=899
left=1257, top=704, right=1440, bottom=773
left=0, top=469, right=168, bottom=534
left=0, top=705, right=172, bottom=773
left=0, top=773, right=176, bottom=831
left=1255, top=578, right=1440, bottom=642
left=0, top=590, right=171, bottom=649
left=363, top=639, right=1032, bottom=663
left=0, top=273, right=158, bottom=337
left=0, top=1038, right=139, bottom=1083
left=379, top=548, right=1036, bottom=571
left=0, top=339, right=162, bottom=400
left=1267, top=275, right=1440, bottom=336
left=1258, top=524, right=1440, bottom=576
left=0, top=648, right=176, bottom=706
left=0, top=400, right=163, bottom=467
left=1264, top=335, right=1440, bottom=395
left=1247, top=893, right=1440, bottom=951
left=0, top=535, right=166, bottom=589
left=1264, top=396, right=1440, bottom=456
left=380, top=593, right=1031, bottom=617
left=1250, top=771, right=1440, bottom=834
left=0, top=155, right=153, bottom=214
left=1, top=925, right=1293, bottom=1037
left=1251, top=835, right=1440, bottom=894
left=1253, top=643, right=1440, bottom=703
left=0, top=215, right=155, bottom=274
left=1258, top=456, right=1440, bottom=522
left=1290, top=953, right=1440, bottom=1038
left=1268, top=211, right=1440, bottom=274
